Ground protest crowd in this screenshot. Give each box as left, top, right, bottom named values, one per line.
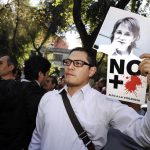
left=0, top=47, right=150, bottom=150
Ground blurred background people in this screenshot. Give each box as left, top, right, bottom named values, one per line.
left=57, top=75, right=65, bottom=90
left=22, top=55, right=51, bottom=149
left=43, top=75, right=58, bottom=91
left=0, top=53, right=26, bottom=150
left=94, top=77, right=106, bottom=94
left=0, top=53, right=18, bottom=80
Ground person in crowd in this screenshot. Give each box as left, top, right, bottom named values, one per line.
left=14, top=67, right=22, bottom=81
left=0, top=53, right=26, bottom=150
left=94, top=77, right=106, bottom=94
left=29, top=48, right=150, bottom=150
left=0, top=53, right=18, bottom=80
left=43, top=75, right=58, bottom=91
left=57, top=75, right=65, bottom=90
left=96, top=17, right=140, bottom=57
left=22, top=55, right=51, bottom=149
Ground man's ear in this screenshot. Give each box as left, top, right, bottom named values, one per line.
left=38, top=71, right=44, bottom=78
left=9, top=65, right=15, bottom=72
left=38, top=71, right=44, bottom=83
left=89, top=66, right=97, bottom=77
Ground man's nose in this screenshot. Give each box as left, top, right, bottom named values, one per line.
left=68, top=62, right=75, bottom=69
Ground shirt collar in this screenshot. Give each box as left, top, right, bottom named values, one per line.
left=59, top=83, right=91, bottom=96
left=80, top=83, right=91, bottom=94
left=35, top=80, right=41, bottom=86
left=21, top=78, right=31, bottom=82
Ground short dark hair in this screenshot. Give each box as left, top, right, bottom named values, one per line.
left=0, top=53, right=18, bottom=74
left=24, top=55, right=51, bottom=80
left=70, top=47, right=97, bottom=67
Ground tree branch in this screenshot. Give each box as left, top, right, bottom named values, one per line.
left=11, top=0, right=20, bottom=54
left=116, top=0, right=131, bottom=9
left=73, top=0, right=89, bottom=48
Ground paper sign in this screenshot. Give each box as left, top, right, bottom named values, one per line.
left=107, top=55, right=147, bottom=104
left=93, top=7, right=149, bottom=104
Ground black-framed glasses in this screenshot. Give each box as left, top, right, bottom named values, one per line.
left=63, top=59, right=91, bottom=67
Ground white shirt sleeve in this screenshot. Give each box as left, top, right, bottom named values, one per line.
left=109, top=100, right=150, bottom=147
left=125, top=101, right=150, bottom=147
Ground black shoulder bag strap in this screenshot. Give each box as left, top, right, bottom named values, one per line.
left=60, top=89, right=95, bottom=150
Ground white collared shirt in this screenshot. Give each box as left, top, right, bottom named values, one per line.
left=21, top=78, right=31, bottom=82
left=29, top=84, right=150, bottom=150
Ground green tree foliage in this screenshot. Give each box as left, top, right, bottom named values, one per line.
left=0, top=0, right=149, bottom=74
left=0, top=0, right=34, bottom=64
left=0, top=0, right=73, bottom=66
left=43, top=0, right=149, bottom=49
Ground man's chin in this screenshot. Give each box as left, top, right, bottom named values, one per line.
left=66, top=82, right=76, bottom=87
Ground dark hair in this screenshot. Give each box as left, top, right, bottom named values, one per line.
left=0, top=53, right=18, bottom=74
left=24, top=55, right=51, bottom=80
left=70, top=47, right=97, bottom=67
left=50, top=76, right=58, bottom=86
left=111, top=17, right=140, bottom=54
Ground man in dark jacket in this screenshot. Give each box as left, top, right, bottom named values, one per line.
left=0, top=53, right=26, bottom=150
left=22, top=55, right=51, bottom=149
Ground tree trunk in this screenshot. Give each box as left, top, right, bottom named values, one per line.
left=73, top=0, right=131, bottom=80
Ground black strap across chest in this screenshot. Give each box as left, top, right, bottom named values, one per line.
left=60, top=89, right=95, bottom=150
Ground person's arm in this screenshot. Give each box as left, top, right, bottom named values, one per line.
left=109, top=55, right=150, bottom=147
left=131, top=53, right=150, bottom=147
left=109, top=98, right=150, bottom=147
left=139, top=53, right=150, bottom=101
left=125, top=54, right=150, bottom=147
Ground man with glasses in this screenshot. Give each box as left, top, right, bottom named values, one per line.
left=29, top=48, right=150, bottom=150
left=63, top=58, right=93, bottom=67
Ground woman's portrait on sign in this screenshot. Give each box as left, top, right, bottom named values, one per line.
left=93, top=7, right=150, bottom=58
left=109, top=17, right=140, bottom=56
